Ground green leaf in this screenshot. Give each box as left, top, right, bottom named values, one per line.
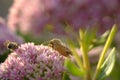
left=64, top=59, right=85, bottom=77
left=101, top=30, right=110, bottom=38
left=79, top=29, right=84, bottom=41
left=62, top=72, right=71, bottom=80
left=93, top=30, right=110, bottom=47
left=67, top=39, right=84, bottom=70
left=96, top=48, right=116, bottom=80
left=79, top=28, right=96, bottom=52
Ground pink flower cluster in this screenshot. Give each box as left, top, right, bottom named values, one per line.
left=7, top=0, right=120, bottom=35
left=0, top=17, right=23, bottom=54
left=0, top=43, right=65, bottom=80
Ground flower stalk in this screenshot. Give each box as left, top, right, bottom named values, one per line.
left=80, top=42, right=91, bottom=80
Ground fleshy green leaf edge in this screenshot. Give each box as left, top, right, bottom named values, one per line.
left=96, top=48, right=116, bottom=80
left=64, top=59, right=85, bottom=77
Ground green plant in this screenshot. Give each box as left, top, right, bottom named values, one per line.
left=63, top=24, right=117, bottom=80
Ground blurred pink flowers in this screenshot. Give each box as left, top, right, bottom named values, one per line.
left=7, top=0, right=120, bottom=35
left=0, top=17, right=23, bottom=54
left=0, top=43, right=65, bottom=80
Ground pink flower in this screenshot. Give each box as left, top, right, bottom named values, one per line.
left=0, top=43, right=65, bottom=80
left=7, top=0, right=120, bottom=36
left=0, top=17, right=23, bottom=54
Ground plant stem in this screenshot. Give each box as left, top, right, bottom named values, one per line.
left=81, top=43, right=91, bottom=80
left=68, top=40, right=85, bottom=71
left=71, top=47, right=85, bottom=71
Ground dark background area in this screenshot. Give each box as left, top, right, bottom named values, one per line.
left=0, top=0, right=13, bottom=18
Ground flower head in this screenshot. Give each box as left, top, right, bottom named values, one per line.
left=0, top=43, right=65, bottom=80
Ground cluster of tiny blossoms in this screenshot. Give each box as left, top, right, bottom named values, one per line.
left=0, top=43, right=65, bottom=80
left=0, top=17, right=23, bottom=54
left=8, top=0, right=120, bottom=35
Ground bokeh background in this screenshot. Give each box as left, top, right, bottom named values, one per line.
left=0, top=0, right=120, bottom=80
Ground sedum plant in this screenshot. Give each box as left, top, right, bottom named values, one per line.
left=64, top=24, right=117, bottom=80
left=0, top=24, right=117, bottom=80
left=0, top=43, right=65, bottom=80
